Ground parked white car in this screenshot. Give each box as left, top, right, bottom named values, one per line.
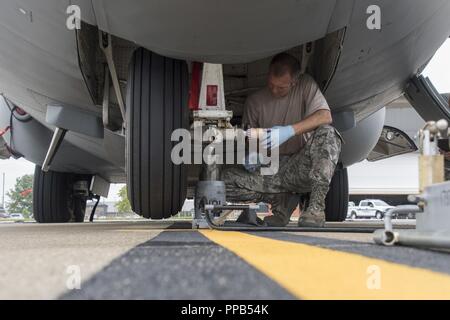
left=351, top=200, right=395, bottom=220
left=8, top=213, right=25, bottom=220
left=347, top=202, right=357, bottom=219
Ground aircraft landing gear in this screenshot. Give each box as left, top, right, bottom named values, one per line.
left=33, top=166, right=92, bottom=223
left=125, top=47, right=189, bottom=219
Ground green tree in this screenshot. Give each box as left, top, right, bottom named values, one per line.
left=6, top=174, right=33, bottom=218
left=115, top=185, right=132, bottom=213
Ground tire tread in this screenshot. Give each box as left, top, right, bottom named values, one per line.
left=127, top=48, right=188, bottom=219
left=324, top=168, right=349, bottom=222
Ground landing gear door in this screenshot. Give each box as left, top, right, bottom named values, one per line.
left=405, top=75, right=450, bottom=122
left=367, top=126, right=418, bottom=162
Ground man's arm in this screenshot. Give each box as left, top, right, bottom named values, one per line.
left=291, top=109, right=332, bottom=136
left=261, top=109, right=332, bottom=149
left=242, top=96, right=259, bottom=128
left=293, top=74, right=332, bottom=135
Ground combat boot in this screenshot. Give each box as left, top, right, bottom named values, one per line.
left=298, top=184, right=327, bottom=227
left=297, top=210, right=325, bottom=227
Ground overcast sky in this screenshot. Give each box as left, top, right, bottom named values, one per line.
left=422, top=38, right=450, bottom=93
left=1, top=39, right=450, bottom=206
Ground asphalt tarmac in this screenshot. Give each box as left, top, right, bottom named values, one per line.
left=0, top=219, right=449, bottom=299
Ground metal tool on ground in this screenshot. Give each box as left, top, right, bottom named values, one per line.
left=374, top=119, right=450, bottom=249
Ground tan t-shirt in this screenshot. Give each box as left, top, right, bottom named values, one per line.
left=242, top=74, right=330, bottom=155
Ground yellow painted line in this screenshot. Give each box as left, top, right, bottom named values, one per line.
left=200, top=230, right=450, bottom=300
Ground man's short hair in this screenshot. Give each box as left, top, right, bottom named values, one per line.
left=269, top=53, right=301, bottom=79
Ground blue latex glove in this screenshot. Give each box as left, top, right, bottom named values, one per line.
left=243, top=151, right=261, bottom=173
left=261, top=125, right=295, bottom=149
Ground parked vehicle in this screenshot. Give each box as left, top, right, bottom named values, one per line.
left=8, top=213, right=25, bottom=221
left=393, top=211, right=416, bottom=220
left=0, top=206, right=7, bottom=217
left=351, top=200, right=395, bottom=220
left=347, top=202, right=357, bottom=219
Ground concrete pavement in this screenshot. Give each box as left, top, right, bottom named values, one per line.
left=0, top=220, right=449, bottom=299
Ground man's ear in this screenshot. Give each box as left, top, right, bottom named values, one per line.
left=291, top=72, right=301, bottom=85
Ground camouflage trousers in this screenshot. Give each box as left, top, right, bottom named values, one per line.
left=221, top=125, right=343, bottom=226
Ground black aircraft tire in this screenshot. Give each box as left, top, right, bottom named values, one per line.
left=33, top=166, right=78, bottom=223
left=126, top=48, right=189, bottom=219
left=324, top=167, right=349, bottom=222
left=73, top=198, right=87, bottom=223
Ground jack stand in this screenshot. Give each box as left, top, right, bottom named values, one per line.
left=191, top=161, right=266, bottom=229
left=192, top=192, right=210, bottom=229
left=192, top=164, right=226, bottom=229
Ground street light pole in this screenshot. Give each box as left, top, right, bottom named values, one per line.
left=1, top=172, right=5, bottom=210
